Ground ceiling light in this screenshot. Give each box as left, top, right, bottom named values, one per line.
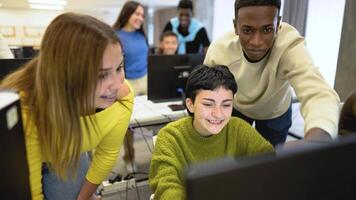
left=30, top=4, right=64, bottom=10
left=28, top=0, right=67, bottom=6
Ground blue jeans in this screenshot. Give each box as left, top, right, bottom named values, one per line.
left=42, top=153, right=90, bottom=200
left=233, top=105, right=292, bottom=146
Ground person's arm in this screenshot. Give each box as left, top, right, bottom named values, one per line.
left=197, top=28, right=210, bottom=54
left=304, top=127, right=331, bottom=141
left=203, top=46, right=209, bottom=54
left=25, top=118, right=45, bottom=200
left=149, top=129, right=186, bottom=200
left=77, top=180, right=101, bottom=200
left=81, top=81, right=134, bottom=199
left=283, top=127, right=332, bottom=148
left=280, top=38, right=340, bottom=141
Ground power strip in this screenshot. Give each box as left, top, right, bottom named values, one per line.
left=99, top=178, right=136, bottom=196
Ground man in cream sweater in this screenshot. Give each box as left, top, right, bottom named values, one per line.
left=204, top=0, right=340, bottom=146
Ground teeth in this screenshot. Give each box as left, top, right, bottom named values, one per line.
left=208, top=120, right=222, bottom=124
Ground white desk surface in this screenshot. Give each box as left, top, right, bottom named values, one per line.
left=289, top=102, right=305, bottom=138
left=129, top=96, right=305, bottom=138
left=130, top=95, right=188, bottom=128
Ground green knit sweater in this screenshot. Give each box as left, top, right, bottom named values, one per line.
left=149, top=116, right=274, bottom=200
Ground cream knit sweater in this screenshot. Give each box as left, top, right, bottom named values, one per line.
left=204, top=22, right=340, bottom=138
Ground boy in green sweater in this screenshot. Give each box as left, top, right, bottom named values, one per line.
left=149, top=64, right=274, bottom=199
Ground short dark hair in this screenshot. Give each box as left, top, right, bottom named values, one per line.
left=160, top=31, right=177, bottom=41
left=235, top=0, right=281, bottom=17
left=339, top=91, right=356, bottom=135
left=185, top=65, right=238, bottom=116
left=178, top=0, right=193, bottom=10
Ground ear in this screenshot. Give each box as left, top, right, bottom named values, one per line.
left=276, top=16, right=282, bottom=33
left=185, top=98, right=194, bottom=114
left=233, top=18, right=239, bottom=36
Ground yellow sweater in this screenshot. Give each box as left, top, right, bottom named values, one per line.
left=22, top=88, right=134, bottom=200
left=204, top=22, right=340, bottom=138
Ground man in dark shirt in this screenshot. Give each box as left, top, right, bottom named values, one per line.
left=163, top=0, right=210, bottom=54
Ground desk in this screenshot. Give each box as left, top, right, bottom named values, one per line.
left=130, top=95, right=188, bottom=128
left=289, top=102, right=305, bottom=139
left=129, top=96, right=305, bottom=137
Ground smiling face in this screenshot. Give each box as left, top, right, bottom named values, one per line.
left=234, top=5, right=280, bottom=62
left=186, top=86, right=234, bottom=137
left=161, top=35, right=178, bottom=55
left=126, top=5, right=144, bottom=31
left=178, top=8, right=192, bottom=29
left=94, top=42, right=125, bottom=109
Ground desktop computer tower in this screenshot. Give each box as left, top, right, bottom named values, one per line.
left=0, top=90, right=31, bottom=199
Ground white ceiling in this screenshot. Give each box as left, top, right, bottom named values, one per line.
left=0, top=0, right=179, bottom=12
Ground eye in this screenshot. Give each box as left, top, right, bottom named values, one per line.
left=116, top=65, right=124, bottom=73
left=263, top=27, right=274, bottom=34
left=242, top=28, right=252, bottom=34
left=223, top=104, right=232, bottom=108
left=98, top=72, right=109, bottom=80
left=202, top=103, right=213, bottom=107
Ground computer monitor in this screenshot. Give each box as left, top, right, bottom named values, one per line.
left=147, top=54, right=205, bottom=103
left=0, top=58, right=31, bottom=80
left=0, top=91, right=31, bottom=199
left=186, top=135, right=356, bottom=200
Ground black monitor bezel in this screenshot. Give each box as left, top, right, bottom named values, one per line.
left=147, top=54, right=205, bottom=103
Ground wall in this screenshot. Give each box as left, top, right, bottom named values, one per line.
left=153, top=7, right=176, bottom=46
left=212, top=0, right=235, bottom=40
left=334, top=0, right=356, bottom=101
left=305, top=0, right=345, bottom=88
left=193, top=0, right=214, bottom=40
left=0, top=8, right=120, bottom=47
left=0, top=8, right=60, bottom=47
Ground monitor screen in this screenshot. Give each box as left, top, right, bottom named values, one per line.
left=0, top=91, right=31, bottom=199
left=185, top=135, right=356, bottom=200
left=147, top=54, right=205, bottom=102
left=0, top=58, right=31, bottom=80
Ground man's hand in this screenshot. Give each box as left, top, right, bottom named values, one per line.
left=89, top=194, right=102, bottom=200
left=282, top=128, right=331, bottom=149
left=304, top=127, right=332, bottom=142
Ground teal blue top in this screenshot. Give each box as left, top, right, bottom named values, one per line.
left=170, top=17, right=202, bottom=54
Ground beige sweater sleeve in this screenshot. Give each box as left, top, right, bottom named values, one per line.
left=280, top=39, right=340, bottom=138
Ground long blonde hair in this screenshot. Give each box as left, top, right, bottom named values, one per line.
left=0, top=12, right=120, bottom=178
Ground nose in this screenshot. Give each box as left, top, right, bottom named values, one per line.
left=249, top=32, right=263, bottom=47
left=138, top=14, right=144, bottom=22
left=212, top=106, right=223, bottom=118
left=180, top=15, right=189, bottom=23
left=168, top=43, right=175, bottom=49
left=109, top=71, right=124, bottom=91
